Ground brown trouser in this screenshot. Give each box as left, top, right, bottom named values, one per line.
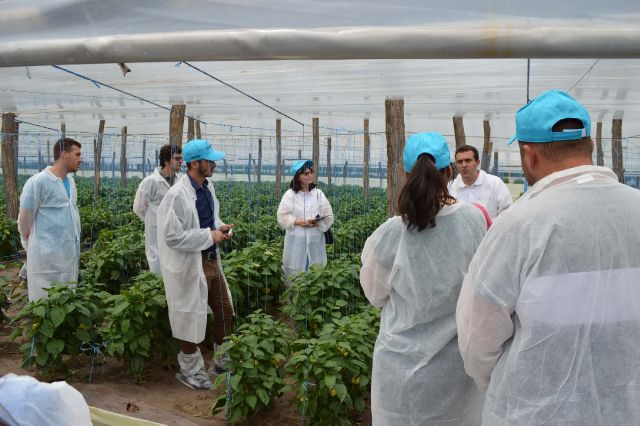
left=203, top=254, right=234, bottom=345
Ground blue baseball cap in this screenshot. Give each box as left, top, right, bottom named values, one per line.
left=403, top=132, right=451, bottom=172
left=507, top=90, right=591, bottom=145
left=290, top=159, right=313, bottom=176
left=182, top=139, right=225, bottom=163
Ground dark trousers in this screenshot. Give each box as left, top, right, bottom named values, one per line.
left=202, top=254, right=234, bottom=345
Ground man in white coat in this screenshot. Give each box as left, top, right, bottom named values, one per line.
left=457, top=90, right=640, bottom=424
left=18, top=138, right=82, bottom=301
left=157, top=139, right=235, bottom=390
left=133, top=144, right=182, bottom=273
left=449, top=145, right=512, bottom=219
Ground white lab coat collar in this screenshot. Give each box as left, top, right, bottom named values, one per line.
left=453, top=169, right=485, bottom=188
left=521, top=165, right=618, bottom=201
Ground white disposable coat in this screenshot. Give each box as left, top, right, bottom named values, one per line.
left=17, top=167, right=81, bottom=301
left=277, top=188, right=333, bottom=279
left=133, top=168, right=180, bottom=273
left=157, top=174, right=233, bottom=344
left=360, top=203, right=486, bottom=425
left=457, top=166, right=640, bottom=425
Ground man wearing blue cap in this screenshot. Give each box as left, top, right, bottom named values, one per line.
left=457, top=90, right=640, bottom=424
left=157, top=139, right=235, bottom=390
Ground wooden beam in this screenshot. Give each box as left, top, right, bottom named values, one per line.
left=94, top=119, right=105, bottom=199
left=169, top=104, right=186, bottom=148
left=257, top=138, right=262, bottom=184
left=47, top=140, right=50, bottom=164
left=120, top=126, right=127, bottom=188
left=385, top=98, right=406, bottom=217
left=326, top=137, right=332, bottom=191
left=453, top=116, right=466, bottom=149
left=247, top=153, right=252, bottom=183
left=1, top=113, right=19, bottom=219
left=312, top=117, right=320, bottom=183
left=363, top=118, right=370, bottom=198
left=343, top=161, right=348, bottom=185
left=596, top=121, right=603, bottom=166
left=481, top=119, right=492, bottom=172
left=275, top=119, right=282, bottom=198
left=141, top=138, right=147, bottom=178
left=187, top=117, right=195, bottom=141
left=195, top=120, right=202, bottom=139
left=612, top=118, right=624, bottom=183
left=60, top=122, right=66, bottom=139
left=493, top=151, right=499, bottom=176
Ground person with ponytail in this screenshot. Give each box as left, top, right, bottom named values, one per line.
left=360, top=132, right=486, bottom=425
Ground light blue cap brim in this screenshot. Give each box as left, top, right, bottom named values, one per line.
left=290, top=159, right=313, bottom=176
left=202, top=150, right=225, bottom=161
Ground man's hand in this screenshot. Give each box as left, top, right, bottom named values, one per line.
left=218, top=223, right=235, bottom=234
left=305, top=219, right=319, bottom=227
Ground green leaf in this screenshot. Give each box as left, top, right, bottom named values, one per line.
left=324, top=375, right=336, bottom=388
left=32, top=305, right=46, bottom=317
left=50, top=306, right=66, bottom=328
left=46, top=338, right=65, bottom=358
left=75, top=329, right=91, bottom=342
left=255, top=387, right=269, bottom=406
left=335, top=383, right=348, bottom=402
left=245, top=394, right=257, bottom=410
left=39, top=320, right=54, bottom=338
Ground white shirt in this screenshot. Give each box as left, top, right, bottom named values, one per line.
left=448, top=170, right=512, bottom=219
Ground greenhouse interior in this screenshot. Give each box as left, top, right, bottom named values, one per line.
left=1, top=1, right=640, bottom=425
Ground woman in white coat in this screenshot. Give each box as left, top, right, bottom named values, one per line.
left=360, top=133, right=486, bottom=425
left=277, top=160, right=333, bottom=284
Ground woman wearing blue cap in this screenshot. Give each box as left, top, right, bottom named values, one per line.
left=277, top=160, right=334, bottom=284
left=360, top=132, right=486, bottom=425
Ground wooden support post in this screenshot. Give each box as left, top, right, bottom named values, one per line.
left=94, top=119, right=105, bottom=199
left=47, top=140, right=51, bottom=164
left=147, top=158, right=152, bottom=172
left=187, top=117, right=195, bottom=141
left=343, top=161, right=348, bottom=186
left=120, top=126, right=127, bottom=188
left=60, top=122, right=66, bottom=139
left=38, top=148, right=43, bottom=171
left=453, top=116, right=466, bottom=149
left=481, top=119, right=492, bottom=172
left=275, top=119, right=282, bottom=199
left=385, top=98, right=406, bottom=217
left=298, top=149, right=302, bottom=160
left=111, top=151, right=116, bottom=179
left=378, top=161, right=383, bottom=187
left=155, top=150, right=159, bottom=168
left=1, top=113, right=19, bottom=219
left=596, top=121, right=604, bottom=166
left=247, top=153, right=252, bottom=183
left=493, top=151, right=499, bottom=176
left=223, top=158, right=228, bottom=180
left=257, top=139, right=262, bottom=184
left=363, top=118, right=370, bottom=198
left=169, top=104, right=186, bottom=148
left=195, top=121, right=202, bottom=139
left=312, top=117, right=320, bottom=183
left=141, top=138, right=147, bottom=177
left=326, top=137, right=332, bottom=190
left=612, top=118, right=624, bottom=183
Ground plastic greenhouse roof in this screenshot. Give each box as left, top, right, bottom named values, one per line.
left=1, top=0, right=640, bottom=147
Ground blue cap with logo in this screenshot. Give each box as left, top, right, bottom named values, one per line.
left=290, top=159, right=313, bottom=176
left=182, top=139, right=225, bottom=163
left=403, top=132, right=451, bottom=172
left=507, top=90, right=591, bottom=145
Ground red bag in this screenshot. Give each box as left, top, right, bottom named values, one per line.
left=472, top=203, right=492, bottom=229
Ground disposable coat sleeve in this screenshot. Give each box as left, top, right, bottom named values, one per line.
left=132, top=177, right=152, bottom=221
left=277, top=190, right=296, bottom=230
left=162, top=195, right=213, bottom=252
left=360, top=218, right=398, bottom=307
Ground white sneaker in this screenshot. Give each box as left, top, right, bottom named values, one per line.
left=176, top=369, right=212, bottom=390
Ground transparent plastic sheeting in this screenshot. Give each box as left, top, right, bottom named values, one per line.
left=1, top=60, right=640, bottom=140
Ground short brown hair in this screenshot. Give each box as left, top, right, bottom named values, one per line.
left=159, top=144, right=182, bottom=167
left=455, top=145, right=479, bottom=161
left=53, top=138, right=82, bottom=161
left=290, top=165, right=316, bottom=193
left=519, top=119, right=593, bottom=162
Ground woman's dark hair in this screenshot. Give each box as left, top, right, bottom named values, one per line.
left=290, top=166, right=317, bottom=192
left=398, top=154, right=454, bottom=231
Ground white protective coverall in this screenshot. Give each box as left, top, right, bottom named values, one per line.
left=277, top=188, right=333, bottom=280
left=457, top=166, right=640, bottom=425
left=157, top=174, right=233, bottom=344
left=360, top=203, right=486, bottom=425
left=133, top=168, right=180, bottom=273
left=0, top=373, right=92, bottom=426
left=17, top=167, right=81, bottom=301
